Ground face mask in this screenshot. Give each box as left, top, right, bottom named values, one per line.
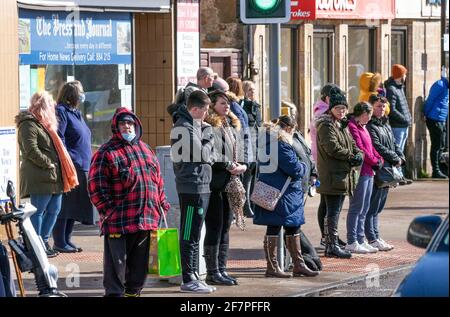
left=79, top=93, right=86, bottom=104
left=121, top=132, right=136, bottom=142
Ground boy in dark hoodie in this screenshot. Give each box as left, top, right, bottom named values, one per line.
left=170, top=90, right=216, bottom=293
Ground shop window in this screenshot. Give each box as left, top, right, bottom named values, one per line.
left=348, top=28, right=376, bottom=108
left=18, top=9, right=133, bottom=150
left=313, top=32, right=334, bottom=104
left=391, top=29, right=407, bottom=68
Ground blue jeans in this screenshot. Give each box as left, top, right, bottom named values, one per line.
left=365, top=185, right=389, bottom=242
left=346, top=176, right=374, bottom=244
left=392, top=127, right=409, bottom=177
left=30, top=194, right=62, bottom=243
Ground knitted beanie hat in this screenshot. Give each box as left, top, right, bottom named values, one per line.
left=329, top=88, right=348, bottom=111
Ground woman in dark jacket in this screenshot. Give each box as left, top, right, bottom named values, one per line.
left=52, top=81, right=94, bottom=253
left=203, top=90, right=247, bottom=286
left=15, top=91, right=65, bottom=257
left=366, top=94, right=404, bottom=251
left=254, top=116, right=318, bottom=278
left=316, top=91, right=363, bottom=259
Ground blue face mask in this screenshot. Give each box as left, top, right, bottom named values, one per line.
left=121, top=132, right=136, bottom=142
left=79, top=93, right=86, bottom=104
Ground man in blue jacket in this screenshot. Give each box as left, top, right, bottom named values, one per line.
left=423, top=67, right=449, bottom=179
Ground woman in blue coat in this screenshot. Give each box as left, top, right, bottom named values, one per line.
left=254, top=116, right=319, bottom=279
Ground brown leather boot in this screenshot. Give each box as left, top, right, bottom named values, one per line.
left=285, top=234, right=319, bottom=277
left=263, top=236, right=291, bottom=278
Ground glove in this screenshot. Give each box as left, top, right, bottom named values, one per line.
left=303, top=254, right=323, bottom=272
left=372, top=159, right=383, bottom=171
left=349, top=153, right=363, bottom=167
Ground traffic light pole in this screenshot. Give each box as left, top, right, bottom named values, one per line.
left=269, top=23, right=281, bottom=121
left=268, top=23, right=285, bottom=269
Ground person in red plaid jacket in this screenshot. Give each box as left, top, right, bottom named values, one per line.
left=88, top=107, right=170, bottom=297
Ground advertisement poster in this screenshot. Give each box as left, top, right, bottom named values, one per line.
left=19, top=9, right=132, bottom=65
left=0, top=128, right=17, bottom=204
left=176, top=0, right=200, bottom=89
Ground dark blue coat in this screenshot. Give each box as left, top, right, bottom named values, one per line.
left=253, top=131, right=306, bottom=227
left=423, top=77, right=449, bottom=122
left=56, top=103, right=92, bottom=171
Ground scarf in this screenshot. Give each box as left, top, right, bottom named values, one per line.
left=39, top=119, right=79, bottom=193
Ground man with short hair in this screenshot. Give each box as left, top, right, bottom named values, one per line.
left=170, top=90, right=216, bottom=293
left=88, top=108, right=170, bottom=297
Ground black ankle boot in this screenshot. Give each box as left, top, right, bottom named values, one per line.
left=218, top=244, right=238, bottom=285
left=204, top=245, right=234, bottom=286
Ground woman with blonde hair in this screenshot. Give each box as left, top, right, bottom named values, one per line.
left=15, top=91, right=78, bottom=257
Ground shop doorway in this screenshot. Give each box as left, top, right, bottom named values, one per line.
left=313, top=31, right=335, bottom=104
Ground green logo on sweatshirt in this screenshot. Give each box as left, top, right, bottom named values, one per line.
left=198, top=208, right=204, bottom=216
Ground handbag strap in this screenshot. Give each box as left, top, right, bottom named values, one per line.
left=278, top=176, right=292, bottom=198
left=158, top=206, right=168, bottom=229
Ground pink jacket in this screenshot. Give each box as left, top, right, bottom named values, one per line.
left=348, top=117, right=383, bottom=177
left=310, top=100, right=330, bottom=162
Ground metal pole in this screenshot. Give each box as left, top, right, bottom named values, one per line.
left=269, top=23, right=281, bottom=121
left=269, top=23, right=284, bottom=268
left=442, top=0, right=447, bottom=68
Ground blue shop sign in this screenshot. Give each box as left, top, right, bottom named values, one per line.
left=19, top=9, right=132, bottom=65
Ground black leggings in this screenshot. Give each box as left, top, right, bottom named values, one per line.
left=266, top=226, right=300, bottom=236
left=204, top=191, right=234, bottom=246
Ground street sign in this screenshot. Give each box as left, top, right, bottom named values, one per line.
left=290, top=0, right=316, bottom=20
left=240, top=0, right=291, bottom=24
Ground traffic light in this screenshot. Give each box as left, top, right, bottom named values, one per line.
left=239, top=0, right=291, bottom=24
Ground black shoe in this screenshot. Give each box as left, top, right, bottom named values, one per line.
left=432, top=170, right=448, bottom=179
left=205, top=272, right=235, bottom=286
left=399, top=177, right=413, bottom=185
left=337, top=237, right=347, bottom=248
left=53, top=245, right=78, bottom=253
left=220, top=271, right=238, bottom=285
left=325, top=244, right=352, bottom=259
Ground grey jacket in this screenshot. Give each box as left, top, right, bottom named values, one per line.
left=171, top=105, right=215, bottom=194
left=292, top=131, right=318, bottom=193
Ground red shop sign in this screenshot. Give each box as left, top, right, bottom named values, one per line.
left=291, top=0, right=317, bottom=20
left=315, top=0, right=395, bottom=20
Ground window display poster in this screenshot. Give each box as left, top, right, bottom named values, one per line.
left=0, top=128, right=17, bottom=203
left=19, top=65, right=31, bottom=110
left=19, top=9, right=132, bottom=65
left=176, top=0, right=200, bottom=89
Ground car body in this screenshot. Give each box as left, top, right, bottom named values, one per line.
left=393, top=215, right=449, bottom=297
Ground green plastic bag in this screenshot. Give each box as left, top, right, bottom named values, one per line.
left=148, top=210, right=182, bottom=278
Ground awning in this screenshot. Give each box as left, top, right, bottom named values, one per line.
left=17, top=0, right=171, bottom=13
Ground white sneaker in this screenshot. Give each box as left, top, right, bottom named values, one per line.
left=345, top=242, right=369, bottom=254
left=370, top=239, right=391, bottom=251
left=180, top=280, right=214, bottom=293
left=378, top=238, right=394, bottom=250
left=199, top=280, right=216, bottom=292
left=360, top=241, right=378, bottom=253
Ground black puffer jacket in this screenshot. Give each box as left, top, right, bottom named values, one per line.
left=385, top=77, right=412, bottom=128
left=367, top=116, right=405, bottom=165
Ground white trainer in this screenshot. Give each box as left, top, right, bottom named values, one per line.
left=370, top=239, right=391, bottom=251
left=379, top=238, right=394, bottom=250
left=180, top=280, right=214, bottom=293
left=360, top=241, right=378, bottom=253
left=345, top=242, right=369, bottom=254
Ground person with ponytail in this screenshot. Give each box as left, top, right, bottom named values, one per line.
left=15, top=91, right=78, bottom=257
left=52, top=81, right=95, bottom=253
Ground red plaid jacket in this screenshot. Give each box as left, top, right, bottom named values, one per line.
left=88, top=107, right=170, bottom=235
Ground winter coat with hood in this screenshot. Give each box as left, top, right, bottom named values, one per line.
left=367, top=116, right=405, bottom=166
left=253, top=124, right=307, bottom=227
left=358, top=72, right=391, bottom=115
left=309, top=99, right=329, bottom=162
left=385, top=77, right=412, bottom=128
left=423, top=76, right=449, bottom=122
left=347, top=116, right=383, bottom=177
left=204, top=110, right=243, bottom=192
left=171, top=104, right=215, bottom=194
left=15, top=111, right=64, bottom=198
left=167, top=82, right=208, bottom=124
left=88, top=107, right=170, bottom=236
left=316, top=114, right=362, bottom=196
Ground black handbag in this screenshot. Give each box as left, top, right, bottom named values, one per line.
left=374, top=163, right=403, bottom=188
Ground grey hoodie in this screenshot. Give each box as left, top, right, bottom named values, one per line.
left=170, top=105, right=215, bottom=194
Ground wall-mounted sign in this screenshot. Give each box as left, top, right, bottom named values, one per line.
left=0, top=128, right=17, bottom=204
left=176, top=0, right=200, bottom=89
left=19, top=9, right=132, bottom=65
left=315, top=0, right=395, bottom=20
left=291, top=0, right=317, bottom=20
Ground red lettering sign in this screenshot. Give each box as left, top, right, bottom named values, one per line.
left=315, top=0, right=395, bottom=20
left=291, top=0, right=317, bottom=20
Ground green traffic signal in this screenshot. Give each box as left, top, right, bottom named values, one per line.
left=251, top=0, right=281, bottom=12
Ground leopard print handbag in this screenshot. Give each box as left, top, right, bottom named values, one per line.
left=250, top=177, right=292, bottom=211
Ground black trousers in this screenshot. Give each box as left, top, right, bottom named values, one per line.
left=204, top=191, right=233, bottom=246
left=426, top=118, right=446, bottom=172
left=103, top=230, right=150, bottom=297
left=317, top=194, right=327, bottom=237
left=178, top=193, right=210, bottom=283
